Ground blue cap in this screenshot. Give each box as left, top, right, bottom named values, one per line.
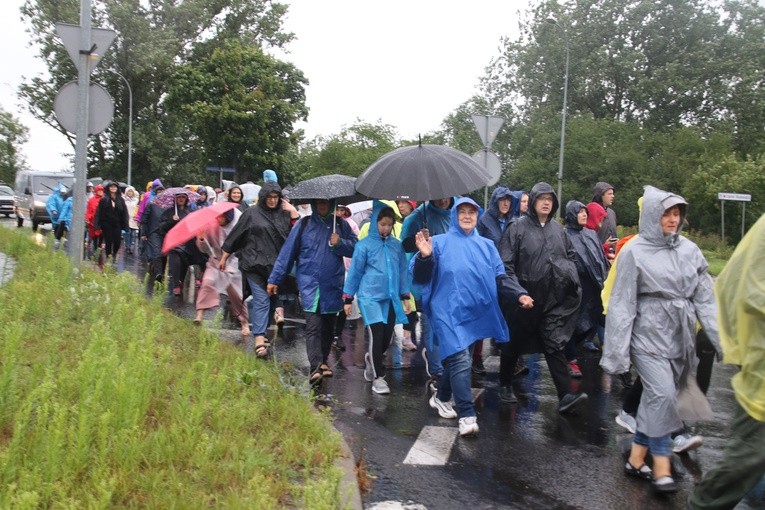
left=263, top=169, right=278, bottom=183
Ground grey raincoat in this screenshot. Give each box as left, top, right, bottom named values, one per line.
left=600, top=185, right=721, bottom=437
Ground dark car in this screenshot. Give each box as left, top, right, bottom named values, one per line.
left=0, top=184, right=14, bottom=217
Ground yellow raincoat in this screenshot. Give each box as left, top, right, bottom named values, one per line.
left=714, top=213, right=765, bottom=421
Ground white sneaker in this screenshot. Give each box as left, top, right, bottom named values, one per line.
left=615, top=410, right=637, bottom=434
left=372, top=377, right=390, bottom=395
left=458, top=416, right=479, bottom=436
left=429, top=394, right=457, bottom=419
left=672, top=433, right=703, bottom=454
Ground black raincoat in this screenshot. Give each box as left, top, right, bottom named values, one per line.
left=221, top=182, right=293, bottom=288
left=564, top=200, right=609, bottom=337
left=499, top=182, right=581, bottom=353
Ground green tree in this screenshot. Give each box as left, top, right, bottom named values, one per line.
left=0, top=107, right=29, bottom=183
left=163, top=39, right=308, bottom=185
left=18, top=0, right=294, bottom=185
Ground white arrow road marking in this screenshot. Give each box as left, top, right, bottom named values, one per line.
left=403, top=426, right=458, bottom=465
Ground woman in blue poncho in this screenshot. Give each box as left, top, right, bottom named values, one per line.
left=411, top=197, right=530, bottom=437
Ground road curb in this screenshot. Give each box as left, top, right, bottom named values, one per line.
left=336, top=431, right=363, bottom=510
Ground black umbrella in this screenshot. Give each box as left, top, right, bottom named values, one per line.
left=355, top=144, right=495, bottom=202
left=285, top=174, right=366, bottom=233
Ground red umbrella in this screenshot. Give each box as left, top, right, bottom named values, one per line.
left=161, top=201, right=240, bottom=254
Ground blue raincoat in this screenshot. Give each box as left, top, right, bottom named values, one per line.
left=269, top=203, right=357, bottom=313
left=410, top=197, right=513, bottom=361
left=343, top=201, right=410, bottom=326
left=45, top=184, right=68, bottom=227
left=59, top=196, right=73, bottom=230
left=477, top=186, right=524, bottom=249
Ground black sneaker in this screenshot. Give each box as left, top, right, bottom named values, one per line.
left=498, top=385, right=518, bottom=404
left=472, top=358, right=486, bottom=375
left=558, top=392, right=588, bottom=413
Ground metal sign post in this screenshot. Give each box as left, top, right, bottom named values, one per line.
left=717, top=192, right=752, bottom=241
left=471, top=115, right=504, bottom=209
left=205, top=166, right=236, bottom=189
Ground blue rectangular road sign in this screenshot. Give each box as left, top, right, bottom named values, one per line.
left=206, top=166, right=236, bottom=173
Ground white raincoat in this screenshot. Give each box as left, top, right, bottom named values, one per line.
left=600, top=185, right=721, bottom=437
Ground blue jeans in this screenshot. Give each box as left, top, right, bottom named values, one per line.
left=633, top=431, right=671, bottom=457
left=436, top=347, right=475, bottom=419
left=417, top=306, right=443, bottom=377
left=245, top=275, right=270, bottom=336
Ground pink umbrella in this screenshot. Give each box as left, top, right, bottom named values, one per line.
left=161, top=200, right=240, bottom=254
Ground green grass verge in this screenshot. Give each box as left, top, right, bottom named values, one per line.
left=0, top=229, right=343, bottom=509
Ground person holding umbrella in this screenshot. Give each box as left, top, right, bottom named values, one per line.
left=194, top=206, right=250, bottom=339
left=267, top=198, right=357, bottom=383
left=220, top=183, right=299, bottom=358
left=160, top=190, right=206, bottom=297
left=411, top=197, right=528, bottom=436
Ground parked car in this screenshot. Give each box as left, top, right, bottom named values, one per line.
left=14, top=170, right=75, bottom=231
left=0, top=183, right=14, bottom=217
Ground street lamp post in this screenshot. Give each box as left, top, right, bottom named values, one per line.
left=547, top=19, right=569, bottom=219
left=113, top=71, right=132, bottom=187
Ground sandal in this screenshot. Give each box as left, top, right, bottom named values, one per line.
left=254, top=335, right=271, bottom=358
left=319, top=364, right=333, bottom=378
left=624, top=461, right=653, bottom=481
left=309, top=370, right=323, bottom=385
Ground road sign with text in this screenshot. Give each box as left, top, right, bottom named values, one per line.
left=717, top=192, right=751, bottom=202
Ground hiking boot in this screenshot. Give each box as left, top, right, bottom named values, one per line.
left=558, top=392, right=588, bottom=413
left=672, top=433, right=703, bottom=454
left=458, top=416, right=479, bottom=436
left=513, top=357, right=529, bottom=377
left=363, top=352, right=375, bottom=382
left=372, top=377, right=390, bottom=395
left=498, top=385, right=518, bottom=404
left=615, top=410, right=637, bottom=434
left=472, top=358, right=486, bottom=375
left=429, top=394, right=457, bottom=419
left=567, top=360, right=583, bottom=378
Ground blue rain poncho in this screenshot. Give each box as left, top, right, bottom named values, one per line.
left=343, top=201, right=409, bottom=326
left=410, top=197, right=515, bottom=361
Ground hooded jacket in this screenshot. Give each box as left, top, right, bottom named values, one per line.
left=410, top=197, right=516, bottom=361
left=715, top=212, right=765, bottom=421
left=124, top=186, right=140, bottom=230
left=500, top=182, right=581, bottom=352
left=135, top=178, right=164, bottom=223
left=601, top=185, right=720, bottom=371
left=221, top=182, right=293, bottom=285
left=477, top=186, right=523, bottom=249
left=343, top=201, right=410, bottom=326
left=600, top=186, right=720, bottom=436
left=268, top=199, right=357, bottom=313
left=591, top=181, right=617, bottom=244
left=45, top=183, right=68, bottom=227
left=564, top=200, right=610, bottom=335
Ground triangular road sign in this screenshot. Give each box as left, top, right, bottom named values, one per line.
left=56, top=22, right=116, bottom=74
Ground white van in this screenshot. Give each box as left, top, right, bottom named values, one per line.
left=14, top=170, right=75, bottom=231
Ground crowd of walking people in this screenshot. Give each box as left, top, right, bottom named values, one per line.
left=44, top=168, right=764, bottom=507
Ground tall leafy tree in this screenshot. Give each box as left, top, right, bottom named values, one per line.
left=163, top=39, right=308, bottom=185
left=18, top=0, right=294, bottom=185
left=0, top=107, right=29, bottom=183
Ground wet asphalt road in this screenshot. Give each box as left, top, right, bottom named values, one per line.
left=5, top=218, right=765, bottom=510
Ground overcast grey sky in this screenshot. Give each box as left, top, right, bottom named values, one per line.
left=1, top=0, right=526, bottom=172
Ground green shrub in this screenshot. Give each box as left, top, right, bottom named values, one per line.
left=0, top=229, right=342, bottom=509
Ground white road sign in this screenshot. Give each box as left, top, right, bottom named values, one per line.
left=717, top=192, right=751, bottom=202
